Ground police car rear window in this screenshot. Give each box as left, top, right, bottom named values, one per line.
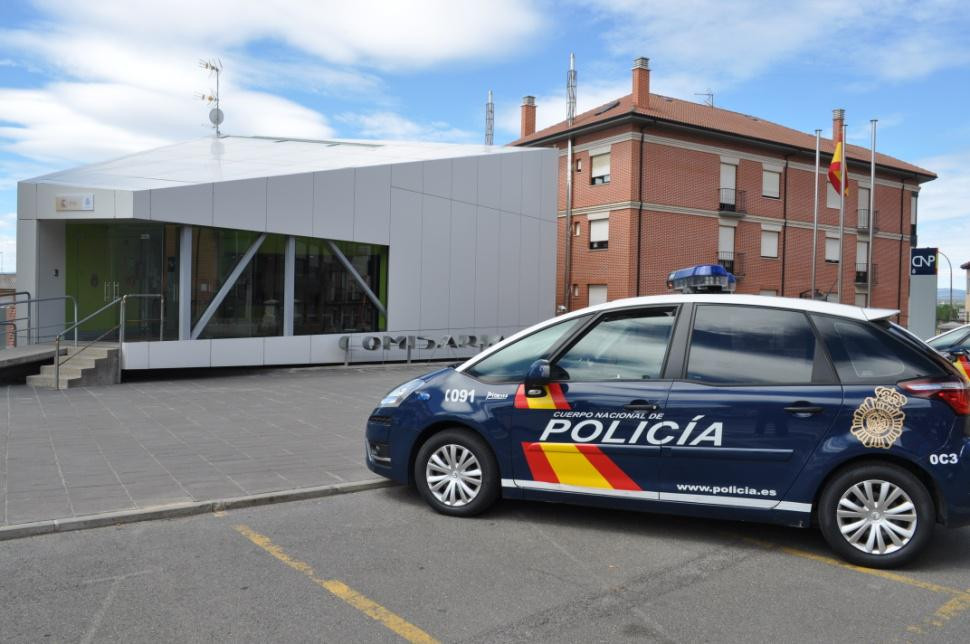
left=686, top=305, right=818, bottom=385
left=464, top=315, right=589, bottom=382
left=811, top=315, right=942, bottom=384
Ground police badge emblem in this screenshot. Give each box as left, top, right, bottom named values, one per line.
left=850, top=386, right=908, bottom=449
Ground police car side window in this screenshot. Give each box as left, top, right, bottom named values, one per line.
left=811, top=315, right=941, bottom=384
left=464, top=316, right=588, bottom=382
left=554, top=308, right=676, bottom=381
left=686, top=305, right=817, bottom=385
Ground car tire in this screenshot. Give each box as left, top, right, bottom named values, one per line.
left=818, top=462, right=934, bottom=568
left=414, top=428, right=499, bottom=517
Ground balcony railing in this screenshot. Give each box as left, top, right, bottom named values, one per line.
left=716, top=250, right=745, bottom=277
left=718, top=188, right=746, bottom=215
left=855, top=263, right=877, bottom=285
left=856, top=209, right=878, bottom=233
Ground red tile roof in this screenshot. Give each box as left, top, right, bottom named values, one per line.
left=511, top=93, right=935, bottom=179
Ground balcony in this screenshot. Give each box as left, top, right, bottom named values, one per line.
left=718, top=188, right=746, bottom=216
left=856, top=209, right=878, bottom=233
left=855, top=263, right=877, bottom=285
left=716, top=250, right=745, bottom=277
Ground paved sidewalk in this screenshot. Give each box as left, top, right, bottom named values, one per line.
left=0, top=363, right=433, bottom=527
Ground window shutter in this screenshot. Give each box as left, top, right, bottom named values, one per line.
left=591, top=153, right=610, bottom=178
left=588, top=285, right=608, bottom=306
left=762, top=170, right=780, bottom=198
left=761, top=230, right=779, bottom=257
left=589, top=219, right=609, bottom=243
left=856, top=241, right=869, bottom=267
left=825, top=238, right=840, bottom=261
left=718, top=226, right=735, bottom=253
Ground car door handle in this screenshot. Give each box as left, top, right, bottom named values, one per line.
left=784, top=404, right=824, bottom=415
left=625, top=400, right=660, bottom=411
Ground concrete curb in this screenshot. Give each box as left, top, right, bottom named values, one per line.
left=0, top=478, right=396, bottom=542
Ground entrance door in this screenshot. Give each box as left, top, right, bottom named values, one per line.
left=66, top=223, right=165, bottom=340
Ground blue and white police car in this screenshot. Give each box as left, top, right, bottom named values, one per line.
left=365, top=295, right=970, bottom=568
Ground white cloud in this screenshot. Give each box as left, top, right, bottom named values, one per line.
left=22, top=0, right=543, bottom=70
left=0, top=0, right=545, bottom=180
left=576, top=0, right=970, bottom=93
left=336, top=112, right=476, bottom=143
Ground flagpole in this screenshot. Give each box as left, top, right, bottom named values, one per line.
left=837, top=122, right=846, bottom=303
left=867, top=119, right=877, bottom=307
left=811, top=129, right=821, bottom=299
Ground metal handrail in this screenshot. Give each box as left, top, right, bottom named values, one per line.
left=118, top=294, right=165, bottom=382
left=0, top=294, right=78, bottom=346
left=51, top=293, right=164, bottom=389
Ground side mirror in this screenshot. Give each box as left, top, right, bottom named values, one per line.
left=525, top=359, right=551, bottom=390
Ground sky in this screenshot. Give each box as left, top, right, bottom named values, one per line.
left=0, top=0, right=969, bottom=288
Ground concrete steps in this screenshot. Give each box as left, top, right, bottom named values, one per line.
left=27, top=345, right=120, bottom=389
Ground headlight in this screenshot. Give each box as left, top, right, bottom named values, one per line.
left=379, top=379, right=424, bottom=407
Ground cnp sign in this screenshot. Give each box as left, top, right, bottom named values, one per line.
left=910, top=247, right=938, bottom=276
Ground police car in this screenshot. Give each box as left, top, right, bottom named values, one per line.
left=365, top=295, right=970, bottom=568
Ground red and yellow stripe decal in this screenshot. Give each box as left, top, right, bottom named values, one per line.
left=955, top=355, right=970, bottom=382
left=514, top=383, right=570, bottom=410
left=522, top=442, right=641, bottom=491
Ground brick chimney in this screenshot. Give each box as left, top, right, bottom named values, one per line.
left=632, top=57, right=650, bottom=109
left=832, top=108, right=845, bottom=142
left=520, top=96, right=536, bottom=138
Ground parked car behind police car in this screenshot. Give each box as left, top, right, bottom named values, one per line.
left=365, top=295, right=970, bottom=568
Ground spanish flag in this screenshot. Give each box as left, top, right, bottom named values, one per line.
left=955, top=355, right=970, bottom=382
left=828, top=141, right=848, bottom=196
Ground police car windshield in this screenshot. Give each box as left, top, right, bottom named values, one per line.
left=464, top=315, right=589, bottom=382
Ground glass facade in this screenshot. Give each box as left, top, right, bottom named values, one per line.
left=65, top=222, right=179, bottom=341
left=294, top=238, right=388, bottom=335
left=65, top=222, right=388, bottom=342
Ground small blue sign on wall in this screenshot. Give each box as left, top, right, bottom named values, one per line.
left=910, top=247, right=938, bottom=276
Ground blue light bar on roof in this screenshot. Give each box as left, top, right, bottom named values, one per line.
left=666, top=263, right=737, bottom=294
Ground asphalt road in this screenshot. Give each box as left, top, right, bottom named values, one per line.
left=4, top=485, right=970, bottom=643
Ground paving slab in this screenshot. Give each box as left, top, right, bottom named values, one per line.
left=0, top=363, right=433, bottom=527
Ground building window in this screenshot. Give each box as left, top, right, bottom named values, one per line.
left=717, top=225, right=736, bottom=273
left=911, top=193, right=918, bottom=225
left=588, top=284, right=608, bottom=306
left=855, top=293, right=868, bottom=307
left=293, top=238, right=388, bottom=336
left=575, top=158, right=582, bottom=173
left=826, top=182, right=840, bottom=209
left=573, top=221, right=581, bottom=236
left=590, top=153, right=610, bottom=185
left=762, top=169, right=781, bottom=198
left=572, top=284, right=579, bottom=297
left=719, top=162, right=737, bottom=207
left=825, top=237, right=840, bottom=263
left=856, top=240, right=869, bottom=268
left=857, top=187, right=871, bottom=228
left=761, top=230, right=779, bottom=258
left=192, top=229, right=286, bottom=339
left=589, top=217, right=609, bottom=249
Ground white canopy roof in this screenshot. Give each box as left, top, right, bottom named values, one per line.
left=26, top=135, right=524, bottom=191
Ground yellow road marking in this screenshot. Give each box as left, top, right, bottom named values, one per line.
left=740, top=536, right=970, bottom=636
left=233, top=524, right=439, bottom=644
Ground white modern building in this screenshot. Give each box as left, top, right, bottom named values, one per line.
left=16, top=136, right=557, bottom=369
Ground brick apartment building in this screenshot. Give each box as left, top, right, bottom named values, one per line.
left=512, top=58, right=935, bottom=324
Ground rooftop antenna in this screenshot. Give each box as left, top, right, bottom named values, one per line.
left=694, top=88, right=714, bottom=108
left=567, top=52, right=577, bottom=126
left=198, top=58, right=224, bottom=136
left=485, top=89, right=494, bottom=145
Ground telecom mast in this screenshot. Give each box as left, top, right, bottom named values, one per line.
left=198, top=58, right=224, bottom=136
left=567, top=53, right=577, bottom=126
left=485, top=90, right=494, bottom=145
